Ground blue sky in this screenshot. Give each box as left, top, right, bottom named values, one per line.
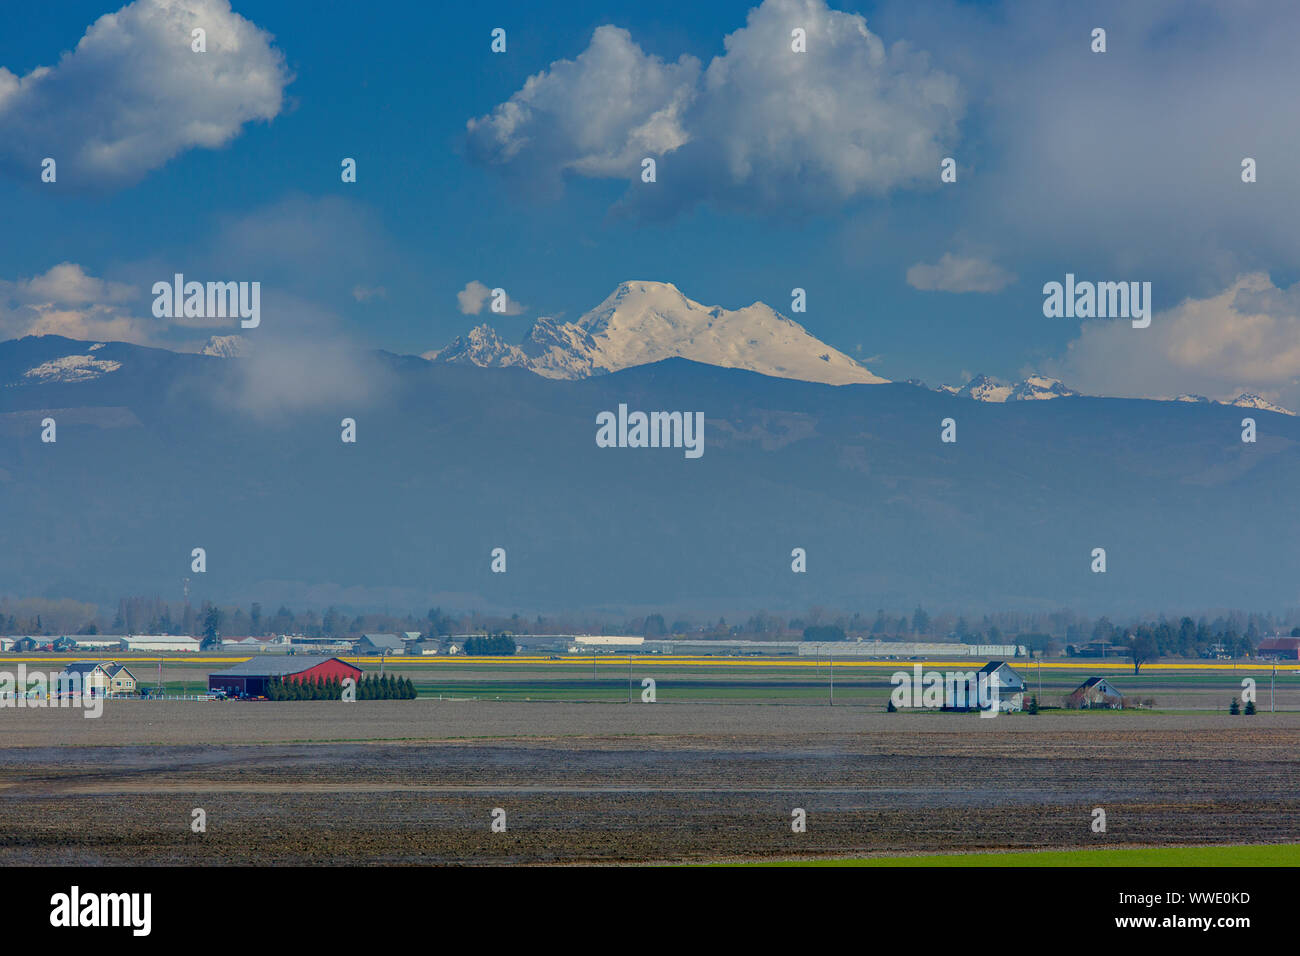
left=3, top=0, right=1300, bottom=404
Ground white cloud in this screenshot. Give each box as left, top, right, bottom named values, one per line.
left=466, top=25, right=698, bottom=196
left=466, top=0, right=961, bottom=215
left=457, top=280, right=524, bottom=315
left=351, top=285, right=387, bottom=302
left=0, top=263, right=153, bottom=343
left=880, top=0, right=1300, bottom=286
left=0, top=0, right=290, bottom=186
left=1044, top=273, right=1300, bottom=407
left=457, top=280, right=491, bottom=315
left=3, top=197, right=396, bottom=352
left=906, top=253, right=1014, bottom=293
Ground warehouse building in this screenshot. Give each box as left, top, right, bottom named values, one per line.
left=208, top=656, right=362, bottom=697
left=1257, top=638, right=1300, bottom=661
left=123, top=635, right=201, bottom=653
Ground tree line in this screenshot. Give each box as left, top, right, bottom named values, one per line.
left=463, top=633, right=517, bottom=656
left=266, top=673, right=416, bottom=700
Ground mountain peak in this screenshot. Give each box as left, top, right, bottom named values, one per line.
left=200, top=335, right=251, bottom=358
left=424, top=324, right=530, bottom=370
left=611, top=279, right=682, bottom=298
left=1228, top=393, right=1294, bottom=415
left=428, top=281, right=887, bottom=386
left=940, top=373, right=1078, bottom=403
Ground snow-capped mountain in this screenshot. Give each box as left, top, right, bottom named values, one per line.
left=200, top=335, right=251, bottom=358
left=1227, top=393, right=1294, bottom=416
left=21, top=353, right=122, bottom=383
left=937, top=373, right=1078, bottom=403
left=1171, top=392, right=1292, bottom=414
left=937, top=375, right=1295, bottom=414
left=959, top=374, right=1014, bottom=402
left=428, top=325, right=530, bottom=370
left=425, top=281, right=887, bottom=386
left=1009, top=375, right=1080, bottom=401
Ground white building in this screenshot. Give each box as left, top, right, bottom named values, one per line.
left=123, top=635, right=201, bottom=653
left=571, top=636, right=645, bottom=649
left=71, top=636, right=127, bottom=650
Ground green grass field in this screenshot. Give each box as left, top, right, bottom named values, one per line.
left=750, top=844, right=1300, bottom=867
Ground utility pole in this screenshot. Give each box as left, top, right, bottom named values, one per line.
left=627, top=656, right=632, bottom=704
left=1271, top=662, right=1276, bottom=713
left=829, top=649, right=834, bottom=706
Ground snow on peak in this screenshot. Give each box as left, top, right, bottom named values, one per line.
left=951, top=374, right=1014, bottom=402
left=200, top=335, right=251, bottom=358
left=23, top=353, right=122, bottom=383
left=427, top=281, right=887, bottom=386
left=1227, top=393, right=1294, bottom=415
left=941, top=373, right=1078, bottom=403
left=1008, top=375, right=1078, bottom=401
left=423, top=324, right=531, bottom=369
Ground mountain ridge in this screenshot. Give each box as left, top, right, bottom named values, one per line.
left=425, top=280, right=888, bottom=386
left=1, top=333, right=1298, bottom=613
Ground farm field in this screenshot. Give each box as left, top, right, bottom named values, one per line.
left=751, top=844, right=1300, bottom=866
left=1, top=702, right=1298, bottom=865
left=8, top=654, right=1299, bottom=711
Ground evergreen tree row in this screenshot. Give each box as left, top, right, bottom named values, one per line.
left=463, top=633, right=517, bottom=655
left=266, top=673, right=416, bottom=700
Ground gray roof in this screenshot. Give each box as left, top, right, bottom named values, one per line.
left=358, top=633, right=404, bottom=650
left=209, top=655, right=358, bottom=677
left=1077, top=676, right=1121, bottom=693
left=977, top=660, right=1026, bottom=688
left=63, top=661, right=110, bottom=676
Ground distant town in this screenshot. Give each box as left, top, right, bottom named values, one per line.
left=2, top=596, right=1299, bottom=663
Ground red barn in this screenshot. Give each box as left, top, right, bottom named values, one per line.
left=1257, top=638, right=1300, bottom=661
left=208, top=656, right=362, bottom=697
